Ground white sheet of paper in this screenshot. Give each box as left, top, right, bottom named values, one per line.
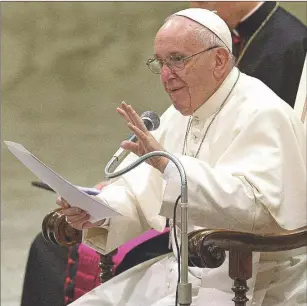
left=4, top=141, right=121, bottom=222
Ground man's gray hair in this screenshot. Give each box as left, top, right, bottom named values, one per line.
left=193, top=24, right=235, bottom=65
left=194, top=25, right=226, bottom=49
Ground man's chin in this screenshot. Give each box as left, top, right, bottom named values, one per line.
left=173, top=102, right=192, bottom=116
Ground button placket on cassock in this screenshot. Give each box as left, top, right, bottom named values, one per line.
left=185, top=116, right=212, bottom=158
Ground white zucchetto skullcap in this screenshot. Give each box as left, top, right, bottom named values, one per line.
left=173, top=8, right=232, bottom=52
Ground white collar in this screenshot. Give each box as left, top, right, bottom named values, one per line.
left=193, top=67, right=240, bottom=120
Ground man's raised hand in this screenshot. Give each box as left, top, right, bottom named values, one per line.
left=117, top=101, right=169, bottom=173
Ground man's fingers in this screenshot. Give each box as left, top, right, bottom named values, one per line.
left=117, top=106, right=132, bottom=124
left=69, top=219, right=94, bottom=231
left=56, top=196, right=70, bottom=209
left=73, top=219, right=105, bottom=230
left=120, top=140, right=139, bottom=155
left=122, top=103, right=148, bottom=133
left=62, top=207, right=85, bottom=216
left=117, top=102, right=158, bottom=157
left=65, top=211, right=89, bottom=223
left=127, top=122, right=148, bottom=142
left=120, top=102, right=136, bottom=126
left=118, top=102, right=150, bottom=136
left=127, top=105, right=148, bottom=132
left=94, top=181, right=109, bottom=190
left=65, top=214, right=104, bottom=230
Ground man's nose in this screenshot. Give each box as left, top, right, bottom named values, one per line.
left=160, top=64, right=175, bottom=82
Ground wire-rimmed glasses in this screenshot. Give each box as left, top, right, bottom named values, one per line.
left=146, top=46, right=219, bottom=74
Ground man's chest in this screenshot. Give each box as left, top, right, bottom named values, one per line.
left=162, top=114, right=238, bottom=166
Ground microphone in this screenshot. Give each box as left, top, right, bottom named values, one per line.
left=104, top=112, right=192, bottom=305
left=105, top=150, right=191, bottom=306
left=106, top=111, right=160, bottom=173
left=124, top=111, right=160, bottom=143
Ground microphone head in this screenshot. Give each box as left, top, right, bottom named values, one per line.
left=141, top=111, right=160, bottom=131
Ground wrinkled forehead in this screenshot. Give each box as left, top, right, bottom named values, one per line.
left=154, top=16, right=203, bottom=51
left=157, top=16, right=200, bottom=39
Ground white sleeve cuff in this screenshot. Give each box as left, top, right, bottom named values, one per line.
left=162, top=158, right=179, bottom=181
left=98, top=217, right=110, bottom=227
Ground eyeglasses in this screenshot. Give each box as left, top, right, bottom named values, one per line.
left=146, top=46, right=218, bottom=74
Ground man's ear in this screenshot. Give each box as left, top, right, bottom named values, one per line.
left=213, top=48, right=231, bottom=78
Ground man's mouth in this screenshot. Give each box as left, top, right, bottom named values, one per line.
left=169, top=87, right=184, bottom=93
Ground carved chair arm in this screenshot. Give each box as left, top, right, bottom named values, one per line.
left=188, top=226, right=307, bottom=269
left=41, top=208, right=117, bottom=283
left=42, top=208, right=82, bottom=247
left=188, top=226, right=307, bottom=305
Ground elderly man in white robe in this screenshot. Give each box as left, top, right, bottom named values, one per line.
left=57, top=8, right=307, bottom=306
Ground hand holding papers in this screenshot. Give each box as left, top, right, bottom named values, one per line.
left=4, top=141, right=121, bottom=223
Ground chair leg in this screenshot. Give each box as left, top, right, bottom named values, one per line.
left=232, top=278, right=249, bottom=306
left=228, top=250, right=252, bottom=306
left=98, top=249, right=118, bottom=283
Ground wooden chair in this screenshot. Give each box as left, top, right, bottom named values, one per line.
left=42, top=208, right=117, bottom=283
left=188, top=226, right=307, bottom=306
left=42, top=208, right=307, bottom=306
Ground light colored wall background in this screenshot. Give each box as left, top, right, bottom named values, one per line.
left=1, top=2, right=306, bottom=306
left=281, top=1, right=307, bottom=24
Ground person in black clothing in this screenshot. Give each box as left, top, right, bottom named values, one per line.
left=21, top=234, right=69, bottom=306
left=21, top=3, right=306, bottom=306
left=191, top=1, right=307, bottom=107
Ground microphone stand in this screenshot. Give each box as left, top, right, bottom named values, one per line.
left=105, top=151, right=192, bottom=306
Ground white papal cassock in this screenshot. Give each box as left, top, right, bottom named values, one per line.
left=71, top=67, right=306, bottom=306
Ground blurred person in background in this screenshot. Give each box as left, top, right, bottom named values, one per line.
left=191, top=1, right=307, bottom=107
